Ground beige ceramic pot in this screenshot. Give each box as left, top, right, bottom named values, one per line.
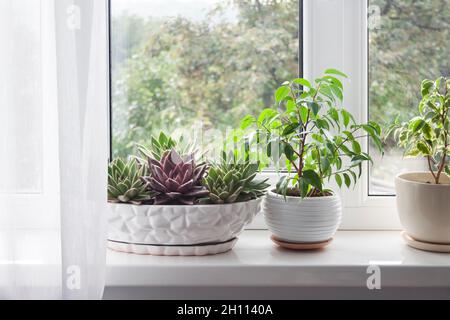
left=395, top=172, right=450, bottom=244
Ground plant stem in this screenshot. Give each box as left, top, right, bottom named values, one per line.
left=333, top=128, right=359, bottom=156
left=331, top=168, right=353, bottom=176
left=297, top=85, right=322, bottom=186
left=435, top=83, right=449, bottom=184
left=427, top=156, right=438, bottom=183
left=316, top=146, right=323, bottom=178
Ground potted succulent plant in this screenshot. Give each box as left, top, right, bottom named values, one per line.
left=107, top=133, right=269, bottom=256
left=387, top=77, right=450, bottom=249
left=241, top=69, right=383, bottom=248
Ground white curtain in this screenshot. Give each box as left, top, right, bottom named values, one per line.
left=0, top=0, right=109, bottom=299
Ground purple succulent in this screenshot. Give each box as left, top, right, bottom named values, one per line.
left=143, top=149, right=209, bottom=205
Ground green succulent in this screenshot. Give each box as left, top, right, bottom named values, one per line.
left=136, top=132, right=198, bottom=162
left=108, top=158, right=151, bottom=204
left=202, top=159, right=270, bottom=204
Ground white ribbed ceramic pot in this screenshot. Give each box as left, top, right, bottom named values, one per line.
left=108, top=198, right=262, bottom=255
left=263, top=191, right=342, bottom=243
left=396, top=172, right=450, bottom=244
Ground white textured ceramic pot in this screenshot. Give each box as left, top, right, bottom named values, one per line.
left=263, top=191, right=342, bottom=243
left=395, top=172, right=450, bottom=244
left=108, top=198, right=262, bottom=256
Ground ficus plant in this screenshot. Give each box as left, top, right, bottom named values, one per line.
left=386, top=77, right=450, bottom=184
left=241, top=69, right=383, bottom=198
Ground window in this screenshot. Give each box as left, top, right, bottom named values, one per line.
left=109, top=0, right=447, bottom=229
left=368, top=0, right=450, bottom=195
left=110, top=0, right=301, bottom=159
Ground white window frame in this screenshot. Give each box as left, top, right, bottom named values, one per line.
left=251, top=0, right=401, bottom=230
left=106, top=0, right=401, bottom=230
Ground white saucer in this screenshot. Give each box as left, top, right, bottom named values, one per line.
left=271, top=235, right=333, bottom=250
left=108, top=238, right=238, bottom=256
left=402, top=232, right=450, bottom=253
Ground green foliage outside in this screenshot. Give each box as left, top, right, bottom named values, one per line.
left=111, top=0, right=299, bottom=158
left=111, top=0, right=449, bottom=165
left=369, top=0, right=450, bottom=147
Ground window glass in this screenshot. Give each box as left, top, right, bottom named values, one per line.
left=368, top=0, right=450, bottom=195
left=111, top=0, right=300, bottom=158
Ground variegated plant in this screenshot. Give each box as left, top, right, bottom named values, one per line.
left=386, top=77, right=450, bottom=184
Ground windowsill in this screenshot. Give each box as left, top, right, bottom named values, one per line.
left=106, top=230, right=450, bottom=288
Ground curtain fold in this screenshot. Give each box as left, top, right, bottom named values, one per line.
left=0, top=0, right=109, bottom=300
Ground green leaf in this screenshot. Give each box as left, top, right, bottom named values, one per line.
left=352, top=140, right=362, bottom=154
left=417, top=141, right=431, bottom=155
left=283, top=143, right=296, bottom=162
left=286, top=100, right=296, bottom=113
left=335, top=174, right=342, bottom=188
left=336, top=157, right=343, bottom=170
left=343, top=173, right=351, bottom=188
left=409, top=118, right=426, bottom=133
left=321, top=157, right=331, bottom=173
left=422, top=123, right=433, bottom=139
left=445, top=165, right=450, bottom=178
left=340, top=144, right=354, bottom=157
left=330, top=85, right=343, bottom=102
left=319, top=85, right=335, bottom=102
left=293, top=78, right=312, bottom=88
left=266, top=141, right=273, bottom=158
left=258, top=108, right=278, bottom=125
left=316, top=118, right=330, bottom=130
left=341, top=109, right=353, bottom=127
left=302, top=170, right=323, bottom=191
left=300, top=105, right=309, bottom=123
left=308, top=102, right=320, bottom=117
left=326, top=140, right=336, bottom=154
left=329, top=108, right=339, bottom=122
left=343, top=130, right=355, bottom=141
left=404, top=148, right=421, bottom=158
left=276, top=176, right=288, bottom=196
left=421, top=79, right=434, bottom=97
left=312, top=134, right=324, bottom=143
left=299, top=178, right=310, bottom=198
left=324, top=68, right=348, bottom=78
left=240, top=115, right=255, bottom=130
left=349, top=170, right=358, bottom=185
left=282, top=122, right=300, bottom=136
left=352, top=153, right=373, bottom=164
left=322, top=75, right=343, bottom=90
left=275, top=86, right=291, bottom=102
left=370, top=133, right=384, bottom=155
left=368, top=121, right=382, bottom=136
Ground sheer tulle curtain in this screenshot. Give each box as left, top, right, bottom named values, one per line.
left=0, top=0, right=109, bottom=299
